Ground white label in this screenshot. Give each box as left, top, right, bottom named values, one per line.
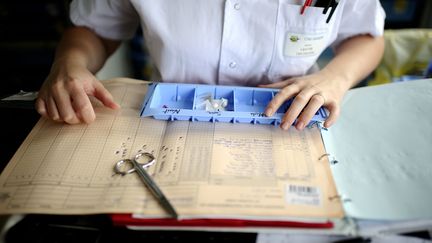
left=283, top=32, right=327, bottom=57
left=285, top=184, right=321, bottom=206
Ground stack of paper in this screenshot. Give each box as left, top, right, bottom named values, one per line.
left=0, top=78, right=431, bottom=235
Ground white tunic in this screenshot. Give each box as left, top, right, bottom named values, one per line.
left=70, top=0, right=385, bottom=86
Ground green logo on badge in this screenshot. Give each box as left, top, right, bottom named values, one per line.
left=290, top=35, right=299, bottom=42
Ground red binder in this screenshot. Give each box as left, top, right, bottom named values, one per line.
left=111, top=214, right=334, bottom=229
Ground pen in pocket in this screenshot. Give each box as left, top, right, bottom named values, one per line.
left=304, top=0, right=339, bottom=23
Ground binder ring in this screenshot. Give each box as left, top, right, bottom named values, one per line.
left=329, top=194, right=352, bottom=203
left=307, top=120, right=327, bottom=130
left=318, top=153, right=338, bottom=164
left=319, top=153, right=330, bottom=160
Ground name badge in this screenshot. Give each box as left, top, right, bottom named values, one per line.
left=283, top=32, right=327, bottom=57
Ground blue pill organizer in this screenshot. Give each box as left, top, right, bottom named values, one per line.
left=140, top=82, right=327, bottom=126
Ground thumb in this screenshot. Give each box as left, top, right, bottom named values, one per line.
left=323, top=102, right=340, bottom=128
left=93, top=81, right=120, bottom=109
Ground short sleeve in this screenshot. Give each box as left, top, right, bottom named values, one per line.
left=332, top=0, right=386, bottom=48
left=70, top=0, right=140, bottom=40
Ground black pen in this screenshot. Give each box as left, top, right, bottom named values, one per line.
left=314, top=0, right=339, bottom=24
left=324, top=0, right=339, bottom=23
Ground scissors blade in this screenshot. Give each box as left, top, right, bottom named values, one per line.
left=132, top=159, right=178, bottom=219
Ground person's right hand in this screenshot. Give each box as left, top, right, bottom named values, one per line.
left=35, top=62, right=120, bottom=124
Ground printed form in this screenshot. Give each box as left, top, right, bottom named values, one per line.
left=0, top=78, right=343, bottom=220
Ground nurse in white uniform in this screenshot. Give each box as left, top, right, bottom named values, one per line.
left=35, top=0, right=385, bottom=130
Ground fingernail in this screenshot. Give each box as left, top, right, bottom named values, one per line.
left=281, top=122, right=290, bottom=130
left=81, top=107, right=96, bottom=123
left=113, top=102, right=121, bottom=109
left=265, top=108, right=273, bottom=117
left=296, top=121, right=305, bottom=130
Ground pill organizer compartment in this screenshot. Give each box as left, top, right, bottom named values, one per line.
left=150, top=85, right=194, bottom=109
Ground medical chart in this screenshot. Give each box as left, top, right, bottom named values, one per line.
left=0, top=79, right=343, bottom=220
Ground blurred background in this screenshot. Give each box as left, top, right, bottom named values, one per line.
left=0, top=0, right=431, bottom=166
left=0, top=1, right=431, bottom=242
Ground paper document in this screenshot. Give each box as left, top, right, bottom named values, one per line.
left=321, top=79, right=432, bottom=220
left=0, top=78, right=343, bottom=220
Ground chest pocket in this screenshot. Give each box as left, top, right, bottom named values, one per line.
left=268, top=1, right=339, bottom=82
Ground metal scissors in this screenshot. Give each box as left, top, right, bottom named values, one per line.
left=114, top=152, right=178, bottom=219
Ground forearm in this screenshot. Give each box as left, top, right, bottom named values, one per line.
left=53, top=26, right=120, bottom=73
left=321, top=35, right=385, bottom=92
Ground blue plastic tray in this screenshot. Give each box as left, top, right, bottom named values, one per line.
left=140, top=82, right=327, bottom=126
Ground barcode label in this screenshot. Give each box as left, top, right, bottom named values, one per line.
left=285, top=184, right=321, bottom=206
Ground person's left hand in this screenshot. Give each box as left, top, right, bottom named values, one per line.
left=260, top=70, right=348, bottom=131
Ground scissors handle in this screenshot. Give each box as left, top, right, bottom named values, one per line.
left=130, top=159, right=179, bottom=219
left=114, top=152, right=156, bottom=175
